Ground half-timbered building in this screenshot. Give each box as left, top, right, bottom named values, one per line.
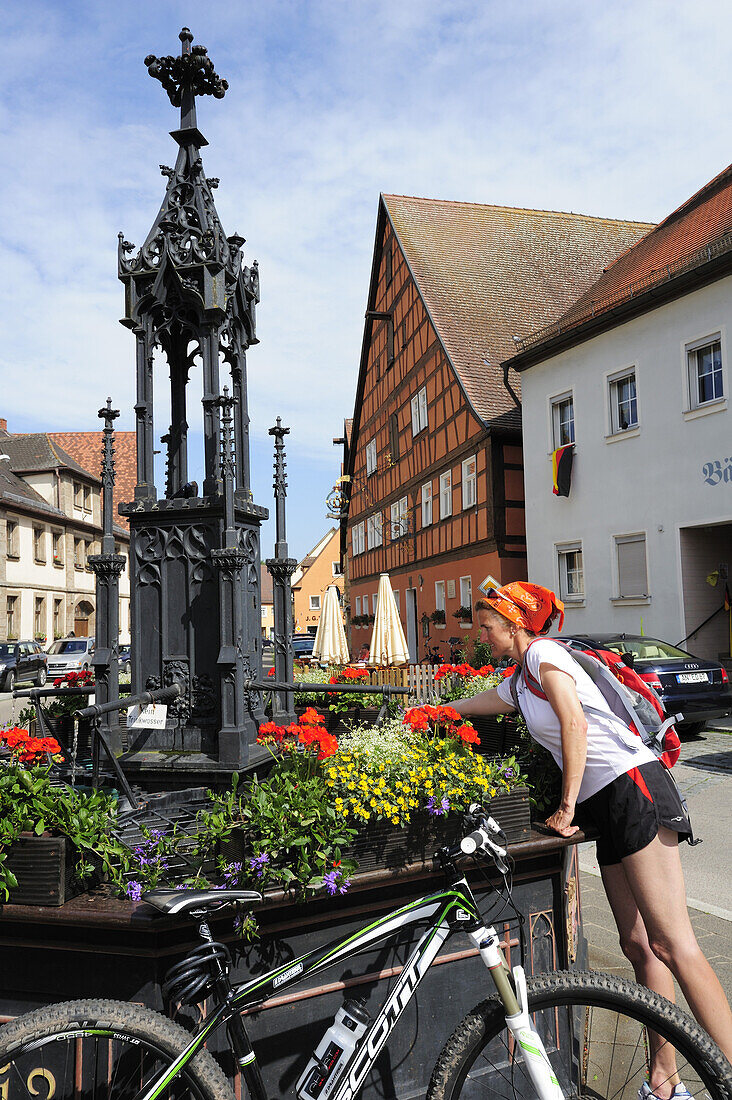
left=344, top=194, right=652, bottom=660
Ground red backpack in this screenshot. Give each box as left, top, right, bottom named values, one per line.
left=515, top=640, right=682, bottom=769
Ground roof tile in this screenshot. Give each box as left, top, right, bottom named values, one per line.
left=383, top=195, right=653, bottom=421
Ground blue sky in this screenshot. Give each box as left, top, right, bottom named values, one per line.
left=3, top=0, right=732, bottom=559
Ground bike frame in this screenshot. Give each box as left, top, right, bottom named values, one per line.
left=140, top=875, right=488, bottom=1100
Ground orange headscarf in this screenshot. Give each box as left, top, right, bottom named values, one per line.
left=481, top=582, right=564, bottom=635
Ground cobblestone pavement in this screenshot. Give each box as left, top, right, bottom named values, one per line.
left=581, top=869, right=732, bottom=1010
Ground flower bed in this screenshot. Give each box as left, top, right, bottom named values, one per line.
left=0, top=693, right=533, bottom=919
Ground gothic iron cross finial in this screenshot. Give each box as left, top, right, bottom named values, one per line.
left=145, top=27, right=228, bottom=133
left=98, top=398, right=120, bottom=487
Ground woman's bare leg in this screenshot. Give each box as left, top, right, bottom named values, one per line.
left=602, top=861, right=680, bottom=1092
left=622, top=827, right=732, bottom=1067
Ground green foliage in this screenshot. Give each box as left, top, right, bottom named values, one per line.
left=0, top=762, right=127, bottom=901
left=471, top=640, right=493, bottom=668
left=234, top=769, right=358, bottom=895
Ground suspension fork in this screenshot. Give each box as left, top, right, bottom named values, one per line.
left=469, top=925, right=564, bottom=1100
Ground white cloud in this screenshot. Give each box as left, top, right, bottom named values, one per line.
left=3, top=0, right=732, bottom=555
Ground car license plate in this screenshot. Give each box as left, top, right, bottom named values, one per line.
left=676, top=672, right=709, bottom=684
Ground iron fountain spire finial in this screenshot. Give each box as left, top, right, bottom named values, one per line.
left=144, top=27, right=229, bottom=141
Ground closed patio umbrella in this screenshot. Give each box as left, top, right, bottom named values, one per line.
left=312, top=585, right=350, bottom=665
left=368, top=573, right=409, bottom=666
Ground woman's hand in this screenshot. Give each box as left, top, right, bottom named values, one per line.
left=545, top=806, right=579, bottom=837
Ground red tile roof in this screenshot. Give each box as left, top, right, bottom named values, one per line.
left=383, top=195, right=653, bottom=422
left=50, top=432, right=137, bottom=528
left=513, top=162, right=732, bottom=356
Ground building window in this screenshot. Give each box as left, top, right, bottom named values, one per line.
left=435, top=580, right=446, bottom=612
left=33, top=526, right=46, bottom=563
left=6, top=520, right=19, bottom=558
left=74, top=538, right=84, bottom=570
left=83, top=485, right=92, bottom=513
left=687, top=335, right=723, bottom=408
left=557, top=542, right=584, bottom=601
left=393, top=590, right=400, bottom=612
left=388, top=412, right=400, bottom=463
left=365, top=438, right=377, bottom=476
left=608, top=369, right=638, bottom=433
left=6, top=595, right=18, bottom=637
left=73, top=482, right=83, bottom=508
left=352, top=521, right=365, bottom=556
left=309, top=595, right=321, bottom=610
left=362, top=595, right=368, bottom=615
left=459, top=576, right=472, bottom=610
left=411, top=386, right=428, bottom=435
left=421, top=481, right=433, bottom=527
left=52, top=531, right=63, bottom=565
left=332, top=560, right=343, bottom=577
left=439, top=470, right=452, bottom=519
left=551, top=392, right=575, bottom=447
left=53, top=598, right=63, bottom=637
left=390, top=496, right=408, bottom=540
left=462, top=455, right=477, bottom=509
left=367, top=512, right=383, bottom=549
left=34, top=596, right=46, bottom=637
left=355, top=596, right=361, bottom=616
left=615, top=534, right=648, bottom=598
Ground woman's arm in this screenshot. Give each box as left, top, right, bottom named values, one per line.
left=451, top=689, right=516, bottom=718
left=539, top=663, right=588, bottom=838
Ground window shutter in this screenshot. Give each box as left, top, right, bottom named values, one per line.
left=389, top=413, right=400, bottom=462
left=617, top=537, right=647, bottom=597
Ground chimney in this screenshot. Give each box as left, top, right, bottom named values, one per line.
left=0, top=419, right=7, bottom=431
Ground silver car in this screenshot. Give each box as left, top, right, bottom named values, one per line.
left=46, top=637, right=95, bottom=677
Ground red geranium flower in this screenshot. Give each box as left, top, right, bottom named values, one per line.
left=455, top=723, right=480, bottom=746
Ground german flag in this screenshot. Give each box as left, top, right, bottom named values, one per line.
left=552, top=444, right=574, bottom=497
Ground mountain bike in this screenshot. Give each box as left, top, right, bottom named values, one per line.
left=0, top=807, right=730, bottom=1100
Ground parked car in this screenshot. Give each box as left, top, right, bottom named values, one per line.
left=556, top=633, right=732, bottom=735
left=118, top=645, right=132, bottom=674
left=261, top=637, right=273, bottom=651
left=0, top=641, right=48, bottom=692
left=292, top=633, right=316, bottom=658
left=46, top=637, right=95, bottom=678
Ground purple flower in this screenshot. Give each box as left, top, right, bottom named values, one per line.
left=426, top=796, right=450, bottom=817
left=248, top=853, right=269, bottom=879
left=126, top=880, right=143, bottom=901
left=504, top=768, right=514, bottom=778
left=323, top=867, right=351, bottom=896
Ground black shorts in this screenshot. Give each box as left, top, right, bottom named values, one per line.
left=579, top=760, right=693, bottom=867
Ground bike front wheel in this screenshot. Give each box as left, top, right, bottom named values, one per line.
left=0, top=999, right=234, bottom=1100
left=428, top=971, right=732, bottom=1100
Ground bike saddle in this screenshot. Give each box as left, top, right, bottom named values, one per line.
left=142, top=888, right=263, bottom=916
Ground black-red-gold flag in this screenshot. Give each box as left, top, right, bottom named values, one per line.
left=552, top=445, right=574, bottom=497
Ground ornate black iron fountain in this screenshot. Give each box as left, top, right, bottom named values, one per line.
left=117, top=28, right=268, bottom=782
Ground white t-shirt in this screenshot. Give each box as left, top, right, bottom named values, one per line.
left=495, top=638, right=656, bottom=802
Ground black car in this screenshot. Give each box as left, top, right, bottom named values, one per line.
left=557, top=633, right=732, bottom=735
left=118, top=645, right=132, bottom=674
left=0, top=640, right=48, bottom=692
left=292, top=633, right=316, bottom=658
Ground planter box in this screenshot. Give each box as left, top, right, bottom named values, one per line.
left=472, top=714, right=524, bottom=757
left=5, top=835, right=80, bottom=907
left=344, top=787, right=531, bottom=873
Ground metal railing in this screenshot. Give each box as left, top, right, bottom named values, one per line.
left=13, top=683, right=182, bottom=809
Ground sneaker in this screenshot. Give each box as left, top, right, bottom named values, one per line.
left=639, top=1082, right=693, bottom=1100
